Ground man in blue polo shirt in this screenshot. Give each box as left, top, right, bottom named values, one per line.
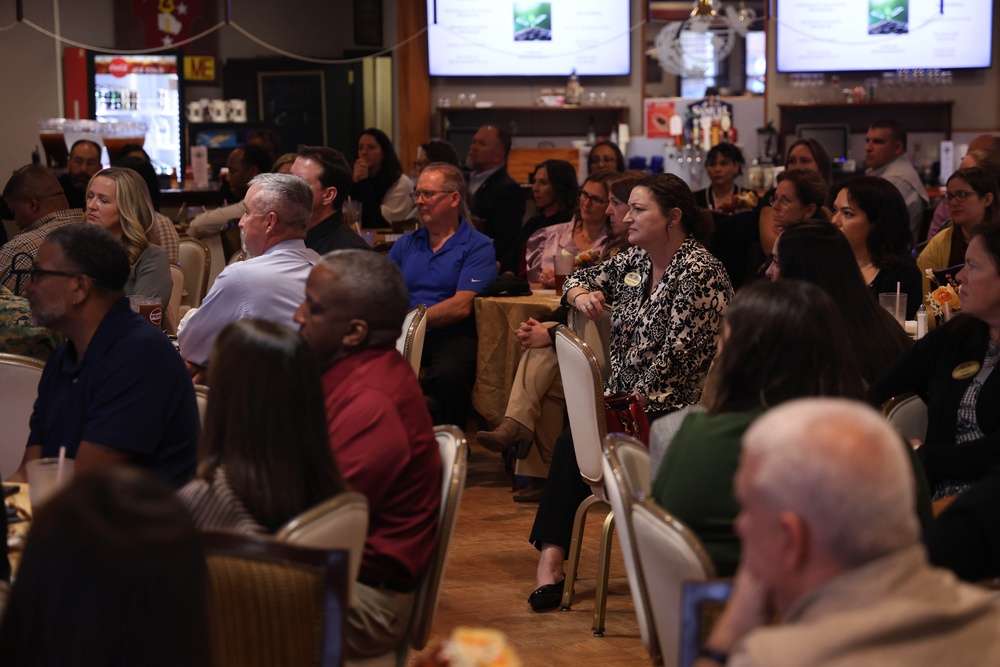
left=388, top=162, right=497, bottom=427
left=14, top=223, right=198, bottom=487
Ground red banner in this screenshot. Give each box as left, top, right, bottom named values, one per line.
left=129, top=0, right=203, bottom=48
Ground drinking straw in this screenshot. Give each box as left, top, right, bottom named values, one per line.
left=896, top=281, right=902, bottom=322
left=56, top=446, right=67, bottom=486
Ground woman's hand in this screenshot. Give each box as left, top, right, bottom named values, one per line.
left=631, top=391, right=650, bottom=408
left=539, top=268, right=555, bottom=289
left=574, top=290, right=607, bottom=321
left=352, top=159, right=369, bottom=183
left=516, top=318, right=552, bottom=350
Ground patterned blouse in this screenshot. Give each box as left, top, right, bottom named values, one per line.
left=563, top=238, right=733, bottom=414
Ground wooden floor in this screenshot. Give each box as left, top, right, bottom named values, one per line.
left=410, top=436, right=649, bottom=666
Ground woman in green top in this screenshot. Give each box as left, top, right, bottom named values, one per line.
left=650, top=280, right=865, bottom=576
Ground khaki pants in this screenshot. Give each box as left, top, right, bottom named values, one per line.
left=345, top=581, right=416, bottom=659
left=506, top=346, right=565, bottom=479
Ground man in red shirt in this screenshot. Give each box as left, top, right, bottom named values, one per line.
left=295, top=249, right=442, bottom=659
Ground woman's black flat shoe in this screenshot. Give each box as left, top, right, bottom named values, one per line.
left=528, top=578, right=565, bottom=612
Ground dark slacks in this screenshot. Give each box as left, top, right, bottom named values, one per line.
left=422, top=332, right=478, bottom=428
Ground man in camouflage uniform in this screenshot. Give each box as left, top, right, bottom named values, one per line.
left=0, top=284, right=60, bottom=361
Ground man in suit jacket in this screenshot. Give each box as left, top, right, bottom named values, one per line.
left=466, top=125, right=525, bottom=272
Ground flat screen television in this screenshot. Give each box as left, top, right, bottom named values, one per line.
left=427, top=0, right=631, bottom=76
left=776, top=0, right=993, bottom=73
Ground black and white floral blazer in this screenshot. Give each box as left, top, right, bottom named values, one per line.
left=563, top=238, right=733, bottom=414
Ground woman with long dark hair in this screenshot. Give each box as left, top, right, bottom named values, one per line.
left=767, top=220, right=912, bottom=386
left=833, top=176, right=921, bottom=318
left=506, top=159, right=578, bottom=275
left=351, top=127, right=415, bottom=228
left=651, top=280, right=866, bottom=575
left=179, top=318, right=345, bottom=533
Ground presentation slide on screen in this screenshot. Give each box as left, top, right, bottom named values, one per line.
left=776, top=0, right=993, bottom=72
left=427, top=0, right=631, bottom=76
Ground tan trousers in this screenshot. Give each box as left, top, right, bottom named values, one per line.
left=345, top=581, right=416, bottom=659
left=506, top=346, right=565, bottom=479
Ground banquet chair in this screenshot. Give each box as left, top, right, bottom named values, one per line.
left=202, top=530, right=349, bottom=667
left=178, top=237, right=211, bottom=309
left=276, top=491, right=369, bottom=601
left=0, top=354, right=45, bottom=480
left=395, top=304, right=427, bottom=375
left=632, top=496, right=715, bottom=667
left=881, top=393, right=928, bottom=444
left=567, top=306, right=612, bottom=381
left=603, top=434, right=659, bottom=661
left=354, top=425, right=468, bottom=667
left=202, top=233, right=226, bottom=292
left=167, top=264, right=184, bottom=334
left=553, top=326, right=617, bottom=625
left=194, top=384, right=209, bottom=427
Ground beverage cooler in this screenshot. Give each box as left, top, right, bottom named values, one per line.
left=86, top=50, right=184, bottom=177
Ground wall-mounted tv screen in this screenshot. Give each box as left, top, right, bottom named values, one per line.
left=427, top=0, right=631, bottom=76
left=776, top=0, right=993, bottom=72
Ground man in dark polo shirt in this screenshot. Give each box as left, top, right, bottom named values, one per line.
left=13, top=223, right=198, bottom=487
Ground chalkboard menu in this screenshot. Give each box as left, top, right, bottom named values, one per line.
left=257, top=71, right=327, bottom=149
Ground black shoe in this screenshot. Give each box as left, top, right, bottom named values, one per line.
left=528, top=578, right=565, bottom=612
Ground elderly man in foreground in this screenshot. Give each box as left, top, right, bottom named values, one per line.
left=388, top=162, right=497, bottom=427
left=178, top=172, right=319, bottom=378
left=698, top=398, right=1000, bottom=666
left=14, top=223, right=198, bottom=487
left=296, top=249, right=441, bottom=658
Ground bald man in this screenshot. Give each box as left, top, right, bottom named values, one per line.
left=0, top=165, right=82, bottom=295
left=698, top=398, right=1000, bottom=667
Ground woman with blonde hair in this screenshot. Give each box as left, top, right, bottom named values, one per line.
left=85, top=167, right=173, bottom=329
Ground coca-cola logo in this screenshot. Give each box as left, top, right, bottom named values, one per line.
left=108, top=58, right=130, bottom=77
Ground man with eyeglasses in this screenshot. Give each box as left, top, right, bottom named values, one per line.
left=0, top=165, right=82, bottom=296
left=466, top=125, right=526, bottom=271
left=864, top=119, right=928, bottom=244
left=58, top=139, right=103, bottom=210
left=178, top=173, right=319, bottom=381
left=388, top=162, right=497, bottom=427
left=11, top=223, right=198, bottom=487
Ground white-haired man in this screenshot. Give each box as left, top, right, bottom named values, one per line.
left=178, top=173, right=319, bottom=378
left=698, top=398, right=1000, bottom=667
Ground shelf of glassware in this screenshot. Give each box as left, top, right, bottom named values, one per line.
left=437, top=106, right=629, bottom=141
left=777, top=100, right=953, bottom=152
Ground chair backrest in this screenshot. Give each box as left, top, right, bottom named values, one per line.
left=881, top=393, right=928, bottom=443
left=178, top=238, right=211, bottom=308
left=275, top=492, right=369, bottom=601
left=202, top=531, right=349, bottom=667
left=554, top=325, right=607, bottom=486
left=678, top=580, right=733, bottom=667
left=167, top=264, right=184, bottom=335
left=603, top=435, right=658, bottom=662
left=395, top=304, right=428, bottom=375
left=202, top=234, right=226, bottom=293
left=631, top=496, right=715, bottom=667
left=407, top=425, right=469, bottom=653
left=567, top=307, right=612, bottom=381
left=194, top=384, right=209, bottom=428
left=0, top=354, right=45, bottom=480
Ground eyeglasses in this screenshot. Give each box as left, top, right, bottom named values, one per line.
left=9, top=252, right=89, bottom=283
left=944, top=190, right=980, bottom=202
left=579, top=191, right=610, bottom=207
left=409, top=189, right=456, bottom=203
left=769, top=195, right=798, bottom=208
